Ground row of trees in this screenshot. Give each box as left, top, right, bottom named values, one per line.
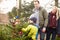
left=8, top=0, right=59, bottom=19
left=8, top=1, right=34, bottom=20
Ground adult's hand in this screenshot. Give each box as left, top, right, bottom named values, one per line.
left=42, top=27, right=46, bottom=33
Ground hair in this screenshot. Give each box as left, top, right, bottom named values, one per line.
left=29, top=17, right=37, bottom=23
left=33, top=1, right=40, bottom=4
left=53, top=6, right=57, bottom=9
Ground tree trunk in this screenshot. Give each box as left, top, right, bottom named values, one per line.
left=55, top=0, right=58, bottom=7
left=19, top=0, right=21, bottom=12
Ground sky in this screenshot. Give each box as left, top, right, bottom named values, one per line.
left=0, top=0, right=16, bottom=14
left=0, top=0, right=59, bottom=14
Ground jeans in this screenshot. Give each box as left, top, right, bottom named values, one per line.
left=36, top=32, right=38, bottom=40
left=39, top=28, right=45, bottom=40
left=46, top=27, right=56, bottom=40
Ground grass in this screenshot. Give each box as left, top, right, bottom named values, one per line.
left=56, top=35, right=60, bottom=40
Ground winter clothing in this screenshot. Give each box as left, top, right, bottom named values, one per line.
left=22, top=25, right=38, bottom=40
left=46, top=10, right=59, bottom=40
left=48, top=13, right=57, bottom=28
left=29, top=17, right=37, bottom=23
left=30, top=6, right=48, bottom=40
left=30, top=7, right=48, bottom=28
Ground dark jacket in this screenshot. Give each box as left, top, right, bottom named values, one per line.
left=48, top=12, right=57, bottom=28
left=57, top=17, right=60, bottom=34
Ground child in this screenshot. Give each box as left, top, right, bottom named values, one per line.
left=22, top=17, right=38, bottom=40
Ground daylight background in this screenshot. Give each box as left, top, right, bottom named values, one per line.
left=0, top=0, right=60, bottom=14
left=0, top=0, right=60, bottom=40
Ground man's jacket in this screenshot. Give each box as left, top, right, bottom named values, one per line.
left=39, top=7, right=48, bottom=27
left=30, top=7, right=48, bottom=28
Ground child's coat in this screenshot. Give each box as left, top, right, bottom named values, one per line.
left=22, top=24, right=38, bottom=40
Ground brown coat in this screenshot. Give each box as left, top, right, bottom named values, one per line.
left=39, top=7, right=48, bottom=27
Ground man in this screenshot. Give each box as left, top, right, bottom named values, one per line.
left=30, top=0, right=48, bottom=40
left=46, top=6, right=59, bottom=40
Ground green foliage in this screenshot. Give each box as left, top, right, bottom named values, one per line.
left=1, top=1, right=34, bottom=40
left=0, top=22, right=33, bottom=40
left=8, top=7, right=18, bottom=18
left=0, top=24, right=12, bottom=40
left=56, top=35, right=60, bottom=40
left=8, top=1, right=34, bottom=19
